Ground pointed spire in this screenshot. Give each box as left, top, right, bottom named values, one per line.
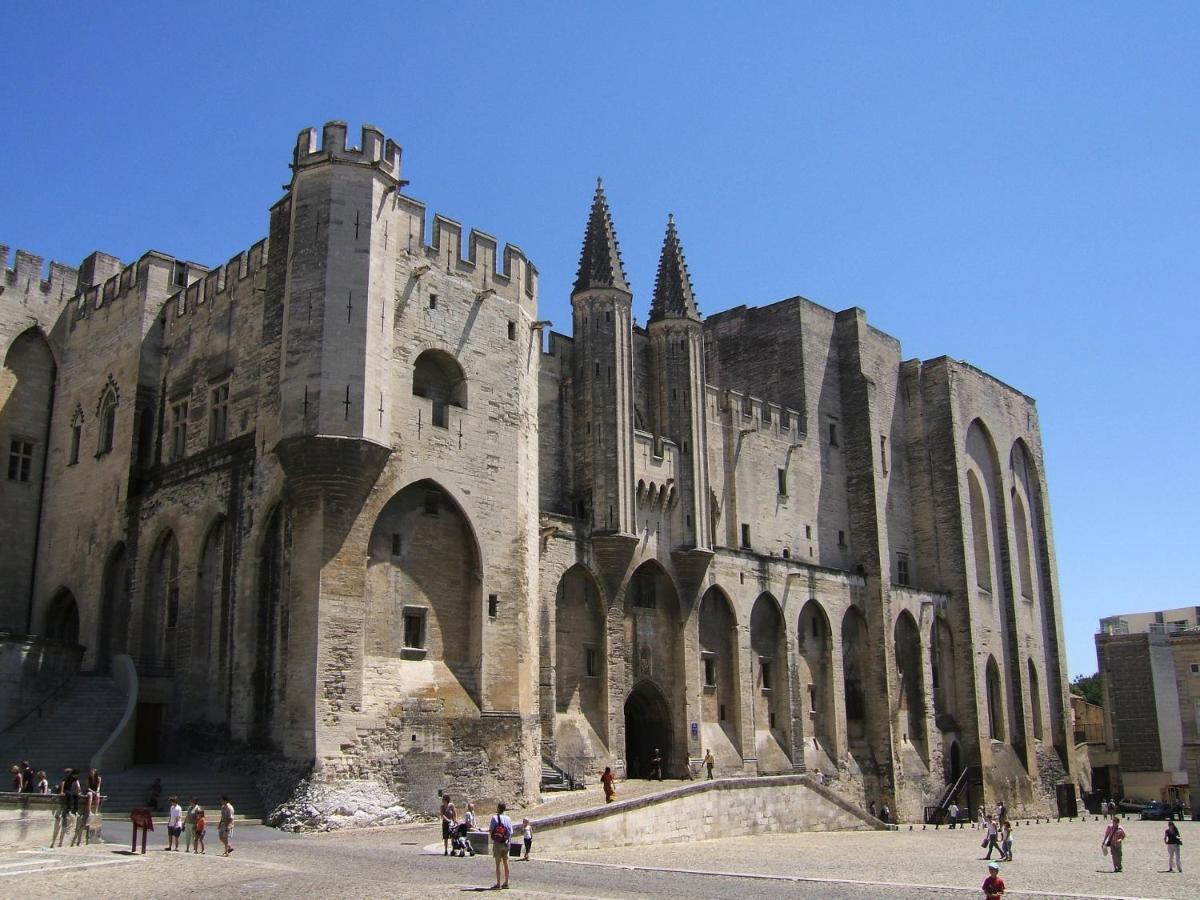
left=649, top=213, right=700, bottom=323
left=573, top=178, right=630, bottom=296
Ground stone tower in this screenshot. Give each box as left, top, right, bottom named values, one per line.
left=648, top=215, right=711, bottom=552
left=570, top=181, right=636, bottom=536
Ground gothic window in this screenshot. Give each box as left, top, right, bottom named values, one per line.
left=98, top=390, right=117, bottom=455
left=209, top=382, right=229, bottom=445
left=170, top=399, right=189, bottom=461
left=412, top=349, right=466, bottom=430
left=7, top=439, right=34, bottom=482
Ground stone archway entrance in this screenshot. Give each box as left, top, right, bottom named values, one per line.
left=624, top=681, right=671, bottom=779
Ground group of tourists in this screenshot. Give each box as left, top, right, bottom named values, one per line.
left=162, top=795, right=237, bottom=857
left=439, top=794, right=532, bottom=890
left=40, top=766, right=105, bottom=847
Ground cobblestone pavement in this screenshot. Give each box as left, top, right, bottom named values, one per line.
left=1, top=816, right=1194, bottom=898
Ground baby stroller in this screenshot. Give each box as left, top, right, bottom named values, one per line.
left=450, top=822, right=475, bottom=857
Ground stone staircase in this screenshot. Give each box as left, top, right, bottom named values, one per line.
left=540, top=758, right=574, bottom=792
left=0, top=673, right=125, bottom=779
left=98, top=765, right=264, bottom=821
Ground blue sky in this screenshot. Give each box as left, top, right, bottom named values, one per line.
left=4, top=2, right=1197, bottom=678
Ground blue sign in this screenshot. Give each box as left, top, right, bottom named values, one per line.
left=690, top=721, right=699, bottom=738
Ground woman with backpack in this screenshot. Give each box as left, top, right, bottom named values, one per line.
left=489, top=801, right=514, bottom=890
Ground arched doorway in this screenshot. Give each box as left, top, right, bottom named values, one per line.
left=894, top=610, right=927, bottom=755
left=622, top=561, right=684, bottom=771
left=45, top=589, right=80, bottom=645
left=624, top=681, right=671, bottom=779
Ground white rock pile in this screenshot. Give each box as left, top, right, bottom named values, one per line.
left=270, top=778, right=414, bottom=832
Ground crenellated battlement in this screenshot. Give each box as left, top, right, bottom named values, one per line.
left=394, top=195, right=538, bottom=302
left=164, top=237, right=268, bottom=327
left=1, top=245, right=78, bottom=301
left=293, top=121, right=404, bottom=183
left=716, top=388, right=804, bottom=440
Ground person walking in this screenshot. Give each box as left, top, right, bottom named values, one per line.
left=1165, top=819, right=1183, bottom=872
left=982, top=860, right=1005, bottom=898
left=948, top=802, right=960, bottom=828
left=440, top=794, right=457, bottom=856
left=219, top=796, right=235, bottom=857
left=166, top=796, right=183, bottom=851
left=999, top=819, right=1013, bottom=862
left=1103, top=814, right=1126, bottom=872
left=184, top=797, right=200, bottom=852
left=983, top=816, right=1000, bottom=859
left=489, top=801, right=514, bottom=890
left=193, top=806, right=207, bottom=855
left=704, top=749, right=715, bottom=780
left=601, top=766, right=616, bottom=803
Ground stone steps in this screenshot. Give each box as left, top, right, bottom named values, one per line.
left=0, top=674, right=125, bottom=779
left=98, top=766, right=264, bottom=820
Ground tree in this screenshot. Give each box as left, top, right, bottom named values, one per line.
left=1070, top=672, right=1102, bottom=706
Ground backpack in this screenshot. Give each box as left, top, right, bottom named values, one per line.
left=490, top=817, right=511, bottom=844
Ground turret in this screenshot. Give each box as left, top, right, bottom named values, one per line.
left=277, top=121, right=406, bottom=447
left=571, top=180, right=636, bottom=535
left=648, top=215, right=710, bottom=550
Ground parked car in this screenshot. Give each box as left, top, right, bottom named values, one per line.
left=1140, top=801, right=1171, bottom=820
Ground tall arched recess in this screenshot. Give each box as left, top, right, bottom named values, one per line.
left=841, top=606, right=871, bottom=752
left=966, top=419, right=1027, bottom=767
left=252, top=505, right=289, bottom=744
left=698, top=586, right=740, bottom=769
left=797, top=599, right=835, bottom=772
left=140, top=531, right=179, bottom=667
left=97, top=543, right=130, bottom=671
left=553, top=565, right=607, bottom=774
left=195, top=517, right=231, bottom=722
left=894, top=611, right=927, bottom=757
left=1012, top=438, right=1068, bottom=767
left=750, top=593, right=791, bottom=773
left=623, top=561, right=684, bottom=777
left=0, top=328, right=56, bottom=629
left=365, top=481, right=482, bottom=707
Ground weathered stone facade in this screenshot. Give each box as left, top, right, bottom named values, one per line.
left=1, top=121, right=1072, bottom=818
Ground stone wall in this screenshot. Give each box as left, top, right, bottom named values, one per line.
left=0, top=635, right=82, bottom=731
left=532, top=775, right=882, bottom=851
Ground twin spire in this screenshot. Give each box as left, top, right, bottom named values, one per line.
left=572, top=181, right=701, bottom=323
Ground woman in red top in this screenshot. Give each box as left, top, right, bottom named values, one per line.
left=601, top=767, right=616, bottom=803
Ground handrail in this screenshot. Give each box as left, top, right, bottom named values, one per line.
left=0, top=670, right=78, bottom=738
left=91, top=655, right=138, bottom=774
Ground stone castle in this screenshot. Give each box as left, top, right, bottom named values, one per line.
left=0, top=121, right=1073, bottom=817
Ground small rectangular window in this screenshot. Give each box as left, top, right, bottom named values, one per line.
left=805, top=524, right=812, bottom=539
left=741, top=523, right=751, bottom=548
left=880, top=435, right=889, bottom=475
left=807, top=683, right=816, bottom=711
left=829, top=422, right=839, bottom=447
left=7, top=439, right=34, bottom=482
left=703, top=655, right=717, bottom=688
left=897, top=552, right=910, bottom=587
left=782, top=548, right=790, bottom=559
left=429, top=293, right=438, bottom=309
left=769, top=711, right=777, bottom=729
left=508, top=320, right=516, bottom=340
left=170, top=400, right=189, bottom=461
left=403, top=610, right=426, bottom=649
left=209, top=382, right=229, bottom=445
left=488, top=593, right=499, bottom=619
left=431, top=399, right=448, bottom=429
left=391, top=533, right=402, bottom=557
left=1191, top=663, right=1200, bottom=676
left=719, top=703, right=727, bottom=722
left=777, top=467, right=787, bottom=495
left=632, top=569, right=656, bottom=608
left=424, top=490, right=440, bottom=516
left=761, top=658, right=772, bottom=692
left=68, top=424, right=81, bottom=466
left=585, top=646, right=599, bottom=678
left=838, top=530, right=846, bottom=548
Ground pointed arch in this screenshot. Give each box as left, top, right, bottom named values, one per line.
left=365, top=480, right=482, bottom=704
left=698, top=585, right=740, bottom=760
left=1028, top=658, right=1044, bottom=741
left=195, top=515, right=231, bottom=719
left=797, top=598, right=834, bottom=755
left=140, top=531, right=180, bottom=666
left=252, top=504, right=288, bottom=741
left=97, top=543, right=129, bottom=670
left=842, top=605, right=870, bottom=746
left=930, top=616, right=959, bottom=727
left=985, top=655, right=1005, bottom=741
left=967, top=471, right=992, bottom=591
left=624, top=560, right=685, bottom=772
left=412, top=349, right=467, bottom=428
left=894, top=610, right=927, bottom=754
left=555, top=564, right=606, bottom=732
left=750, top=592, right=791, bottom=770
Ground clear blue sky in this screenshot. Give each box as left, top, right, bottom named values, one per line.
left=4, top=2, right=1197, bottom=679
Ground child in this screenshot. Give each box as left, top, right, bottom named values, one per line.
left=194, top=807, right=207, bottom=854
left=521, top=818, right=533, bottom=860
left=982, top=860, right=1005, bottom=898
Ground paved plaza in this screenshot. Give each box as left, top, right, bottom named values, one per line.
left=0, top=816, right=1194, bottom=899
